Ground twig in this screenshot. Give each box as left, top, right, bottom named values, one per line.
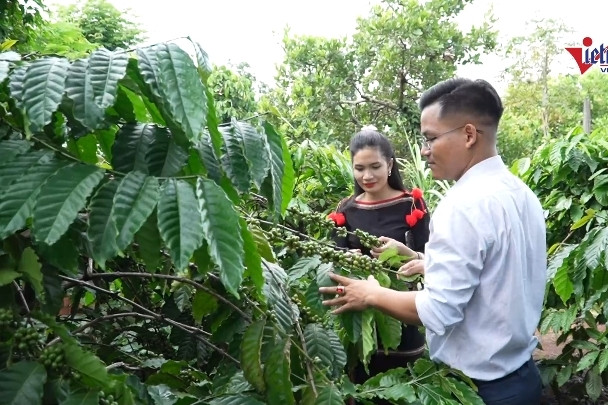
left=86, top=271, right=251, bottom=322
left=58, top=275, right=240, bottom=365
left=106, top=361, right=142, bottom=371
left=294, top=320, right=318, bottom=396
left=67, top=312, right=156, bottom=336
left=13, top=281, right=30, bottom=315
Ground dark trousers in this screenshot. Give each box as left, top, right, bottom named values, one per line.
left=472, top=358, right=542, bottom=405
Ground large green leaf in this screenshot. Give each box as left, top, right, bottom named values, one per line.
left=361, top=309, right=376, bottom=367
left=87, top=180, right=120, bottom=268
left=33, top=163, right=104, bottom=245
left=64, top=344, right=111, bottom=390
left=0, top=139, right=31, bottom=166
left=0, top=361, right=47, bottom=405
left=18, top=247, right=43, bottom=297
left=157, top=179, right=204, bottom=270
left=134, top=209, right=162, bottom=271
left=59, top=390, right=99, bottom=405
left=220, top=125, right=251, bottom=193
left=553, top=259, right=574, bottom=304
left=263, top=337, right=295, bottom=405
left=240, top=219, right=264, bottom=301
left=444, top=378, right=484, bottom=405
left=113, top=172, right=159, bottom=251
left=234, top=120, right=269, bottom=189
left=9, top=64, right=29, bottom=109
left=262, top=122, right=293, bottom=217
left=88, top=48, right=129, bottom=109
left=0, top=149, right=50, bottom=190
left=157, top=44, right=207, bottom=144
left=195, top=132, right=222, bottom=182
left=0, top=159, right=67, bottom=239
left=112, top=123, right=159, bottom=173
left=327, top=329, right=347, bottom=378
left=375, top=310, right=402, bottom=352
left=23, top=57, right=70, bottom=133
left=196, top=178, right=244, bottom=297
left=208, top=395, right=266, bottom=405
left=314, top=384, right=343, bottom=405
left=240, top=319, right=266, bottom=393
left=111, top=123, right=187, bottom=176
left=263, top=262, right=295, bottom=333
left=65, top=58, right=105, bottom=130
left=584, top=228, right=608, bottom=270
left=303, top=324, right=334, bottom=373
left=136, top=46, right=165, bottom=104
left=585, top=365, right=602, bottom=402
left=204, top=87, right=223, bottom=155
left=189, top=39, right=212, bottom=82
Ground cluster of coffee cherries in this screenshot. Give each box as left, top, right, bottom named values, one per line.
left=39, top=344, right=68, bottom=375
left=0, top=308, right=15, bottom=329
left=99, top=391, right=118, bottom=405
left=13, top=325, right=43, bottom=353
left=291, top=293, right=325, bottom=325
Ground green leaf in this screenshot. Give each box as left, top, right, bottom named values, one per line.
left=88, top=48, right=129, bottom=109
left=208, top=395, right=266, bottom=405
left=0, top=269, right=20, bottom=286
left=41, top=266, right=64, bottom=314
left=0, top=139, right=31, bottom=168
left=64, top=344, right=111, bottom=390
left=316, top=262, right=335, bottom=288
left=361, top=309, right=376, bottom=368
left=59, top=389, right=100, bottom=405
left=263, top=262, right=295, bottom=333
left=304, top=324, right=334, bottom=372
left=553, top=260, right=573, bottom=304
left=113, top=172, right=159, bottom=251
left=18, top=247, right=43, bottom=296
left=240, top=319, right=266, bottom=393
left=192, top=289, right=218, bottom=324
left=87, top=180, right=120, bottom=268
left=157, top=179, right=204, bottom=270
left=146, top=135, right=188, bottom=177
left=585, top=365, right=603, bottom=402
left=240, top=219, right=264, bottom=300
left=0, top=158, right=65, bottom=239
left=134, top=209, right=161, bottom=270
left=340, top=311, right=362, bottom=343
left=0, top=361, right=47, bottom=405
left=314, top=384, right=343, bottom=405
left=584, top=228, right=608, bottom=270
left=556, top=364, right=572, bottom=387
left=111, top=123, right=160, bottom=173
left=288, top=256, right=321, bottom=282
left=189, top=39, right=212, bottom=82
left=249, top=225, right=276, bottom=263
left=67, top=135, right=98, bottom=165
left=234, top=121, right=269, bottom=189
left=262, top=122, right=293, bottom=217
left=0, top=149, right=51, bottom=191
left=445, top=378, right=484, bottom=405
left=195, top=133, right=222, bottom=181
left=598, top=350, right=608, bottom=373
left=326, top=329, right=347, bottom=377
left=157, top=44, right=207, bottom=144
left=263, top=337, right=295, bottom=405
left=204, top=87, right=223, bottom=155
left=375, top=310, right=402, bottom=352
left=9, top=64, right=28, bottom=109
left=576, top=350, right=600, bottom=372
left=220, top=125, right=250, bottom=193
left=23, top=57, right=70, bottom=133
left=196, top=178, right=244, bottom=297
left=65, top=58, right=106, bottom=130
left=33, top=163, right=104, bottom=245
left=147, top=384, right=178, bottom=405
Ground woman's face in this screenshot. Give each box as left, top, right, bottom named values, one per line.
left=352, top=147, right=392, bottom=194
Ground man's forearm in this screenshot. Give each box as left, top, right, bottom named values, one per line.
left=366, top=287, right=422, bottom=325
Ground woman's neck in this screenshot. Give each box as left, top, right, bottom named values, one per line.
left=357, top=187, right=403, bottom=202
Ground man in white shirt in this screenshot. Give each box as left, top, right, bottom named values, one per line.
left=320, top=78, right=547, bottom=404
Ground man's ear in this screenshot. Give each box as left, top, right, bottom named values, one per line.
left=464, top=124, right=479, bottom=148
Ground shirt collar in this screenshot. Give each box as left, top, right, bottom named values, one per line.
left=452, top=155, right=506, bottom=190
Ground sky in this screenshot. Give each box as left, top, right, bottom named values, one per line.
left=50, top=0, right=605, bottom=94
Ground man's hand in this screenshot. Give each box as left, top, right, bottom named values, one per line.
left=319, top=273, right=382, bottom=314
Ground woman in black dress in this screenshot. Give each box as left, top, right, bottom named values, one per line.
left=329, top=128, right=430, bottom=403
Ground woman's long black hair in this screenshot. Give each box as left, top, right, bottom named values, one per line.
left=349, top=129, right=405, bottom=196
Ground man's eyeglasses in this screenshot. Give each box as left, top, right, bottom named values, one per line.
left=420, top=125, right=483, bottom=149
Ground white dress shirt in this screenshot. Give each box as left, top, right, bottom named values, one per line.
left=415, top=156, right=547, bottom=380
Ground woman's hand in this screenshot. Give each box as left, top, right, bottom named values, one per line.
left=371, top=236, right=417, bottom=260
left=318, top=273, right=382, bottom=314
left=398, top=259, right=425, bottom=277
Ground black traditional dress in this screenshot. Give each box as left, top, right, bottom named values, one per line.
left=333, top=189, right=430, bottom=397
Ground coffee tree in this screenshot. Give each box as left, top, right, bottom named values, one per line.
left=0, top=43, right=482, bottom=404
